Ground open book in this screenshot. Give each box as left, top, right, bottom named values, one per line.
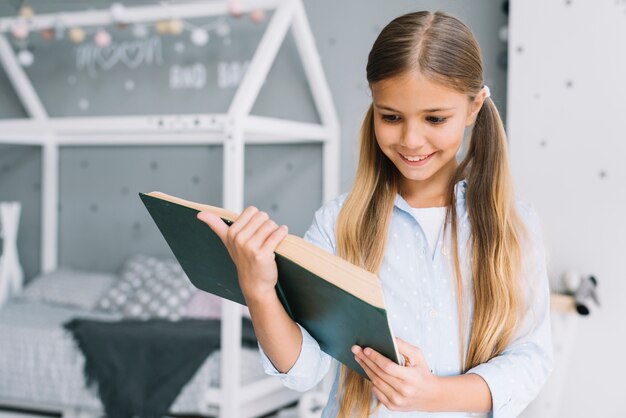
left=139, top=191, right=401, bottom=378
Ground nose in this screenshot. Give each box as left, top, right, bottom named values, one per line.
left=400, top=120, right=426, bottom=148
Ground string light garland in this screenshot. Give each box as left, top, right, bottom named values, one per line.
left=3, top=1, right=269, bottom=66
left=93, top=29, right=112, bottom=47
left=17, top=49, right=33, bottom=67
left=69, top=27, right=86, bottom=43
left=18, top=5, right=34, bottom=19
left=11, top=19, right=29, bottom=40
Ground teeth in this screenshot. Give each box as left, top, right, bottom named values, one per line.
left=402, top=153, right=430, bottom=162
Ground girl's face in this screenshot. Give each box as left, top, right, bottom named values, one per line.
left=371, top=70, right=486, bottom=201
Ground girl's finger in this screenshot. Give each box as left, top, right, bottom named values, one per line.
left=196, top=211, right=229, bottom=242
left=354, top=355, right=376, bottom=382
left=228, top=206, right=260, bottom=238
left=395, top=337, right=424, bottom=368
left=359, top=347, right=407, bottom=383
left=231, top=210, right=269, bottom=248
left=354, top=353, right=402, bottom=397
left=259, top=223, right=288, bottom=254
left=246, top=217, right=280, bottom=250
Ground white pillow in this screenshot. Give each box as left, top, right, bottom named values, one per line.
left=96, top=254, right=196, bottom=321
left=20, top=268, right=117, bottom=311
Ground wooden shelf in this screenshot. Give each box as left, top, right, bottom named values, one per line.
left=550, top=293, right=576, bottom=313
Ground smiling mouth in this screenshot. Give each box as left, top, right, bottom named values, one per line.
left=400, top=152, right=434, bottom=161
left=399, top=152, right=436, bottom=163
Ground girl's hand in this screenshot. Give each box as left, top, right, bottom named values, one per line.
left=196, top=206, right=288, bottom=300
left=352, top=337, right=442, bottom=412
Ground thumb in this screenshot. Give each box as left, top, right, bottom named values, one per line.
left=395, top=337, right=423, bottom=367
left=197, top=211, right=229, bottom=242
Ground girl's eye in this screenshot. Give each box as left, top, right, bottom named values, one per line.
left=381, top=114, right=400, bottom=123
left=427, top=116, right=447, bottom=124
left=381, top=115, right=447, bottom=125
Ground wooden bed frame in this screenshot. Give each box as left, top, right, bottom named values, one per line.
left=0, top=0, right=340, bottom=416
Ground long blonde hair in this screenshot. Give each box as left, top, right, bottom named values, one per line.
left=334, top=11, right=530, bottom=417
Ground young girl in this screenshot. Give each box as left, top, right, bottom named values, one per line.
left=197, top=10, right=553, bottom=418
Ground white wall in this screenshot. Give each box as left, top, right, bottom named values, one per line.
left=509, top=1, right=625, bottom=417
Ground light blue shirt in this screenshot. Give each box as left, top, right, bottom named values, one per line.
left=258, top=179, right=553, bottom=418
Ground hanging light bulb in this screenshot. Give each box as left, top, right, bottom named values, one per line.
left=250, top=9, right=265, bottom=23
left=11, top=20, right=30, bottom=40
left=40, top=28, right=55, bottom=40
left=17, top=50, right=34, bottom=67
left=229, top=0, right=243, bottom=18
left=110, top=3, right=126, bottom=23
left=110, top=3, right=128, bottom=29
left=155, top=21, right=170, bottom=35
left=168, top=19, right=184, bottom=35
left=94, top=29, right=112, bottom=47
left=19, top=5, right=34, bottom=18
left=69, top=27, right=86, bottom=43
left=190, top=28, right=209, bottom=46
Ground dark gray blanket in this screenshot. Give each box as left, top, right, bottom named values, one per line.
left=64, top=317, right=258, bottom=418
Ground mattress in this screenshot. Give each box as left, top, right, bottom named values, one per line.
left=0, top=299, right=266, bottom=415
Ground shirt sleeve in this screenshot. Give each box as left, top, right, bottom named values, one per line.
left=465, top=202, right=554, bottom=418
left=257, top=323, right=332, bottom=392
left=257, top=198, right=341, bottom=391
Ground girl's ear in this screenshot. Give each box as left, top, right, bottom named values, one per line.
left=465, top=92, right=487, bottom=126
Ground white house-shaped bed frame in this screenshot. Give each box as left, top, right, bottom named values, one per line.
left=0, top=0, right=340, bottom=417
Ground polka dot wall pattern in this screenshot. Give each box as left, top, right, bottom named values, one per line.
left=509, top=0, right=612, bottom=187
left=52, top=143, right=322, bottom=274
left=57, top=146, right=225, bottom=272
left=509, top=0, right=623, bottom=417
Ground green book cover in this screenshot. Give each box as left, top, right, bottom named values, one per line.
left=139, top=192, right=400, bottom=379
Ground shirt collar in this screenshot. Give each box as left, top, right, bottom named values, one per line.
left=393, top=178, right=468, bottom=223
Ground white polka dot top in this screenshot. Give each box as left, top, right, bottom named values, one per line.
left=258, top=178, right=554, bottom=418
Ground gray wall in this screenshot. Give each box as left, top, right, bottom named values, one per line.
left=509, top=1, right=624, bottom=416
left=0, top=0, right=508, bottom=281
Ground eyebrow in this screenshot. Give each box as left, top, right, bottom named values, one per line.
left=374, top=104, right=456, bottom=113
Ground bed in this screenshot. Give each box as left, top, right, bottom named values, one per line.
left=0, top=252, right=269, bottom=418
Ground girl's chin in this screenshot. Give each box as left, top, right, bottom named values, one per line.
left=397, top=169, right=433, bottom=182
